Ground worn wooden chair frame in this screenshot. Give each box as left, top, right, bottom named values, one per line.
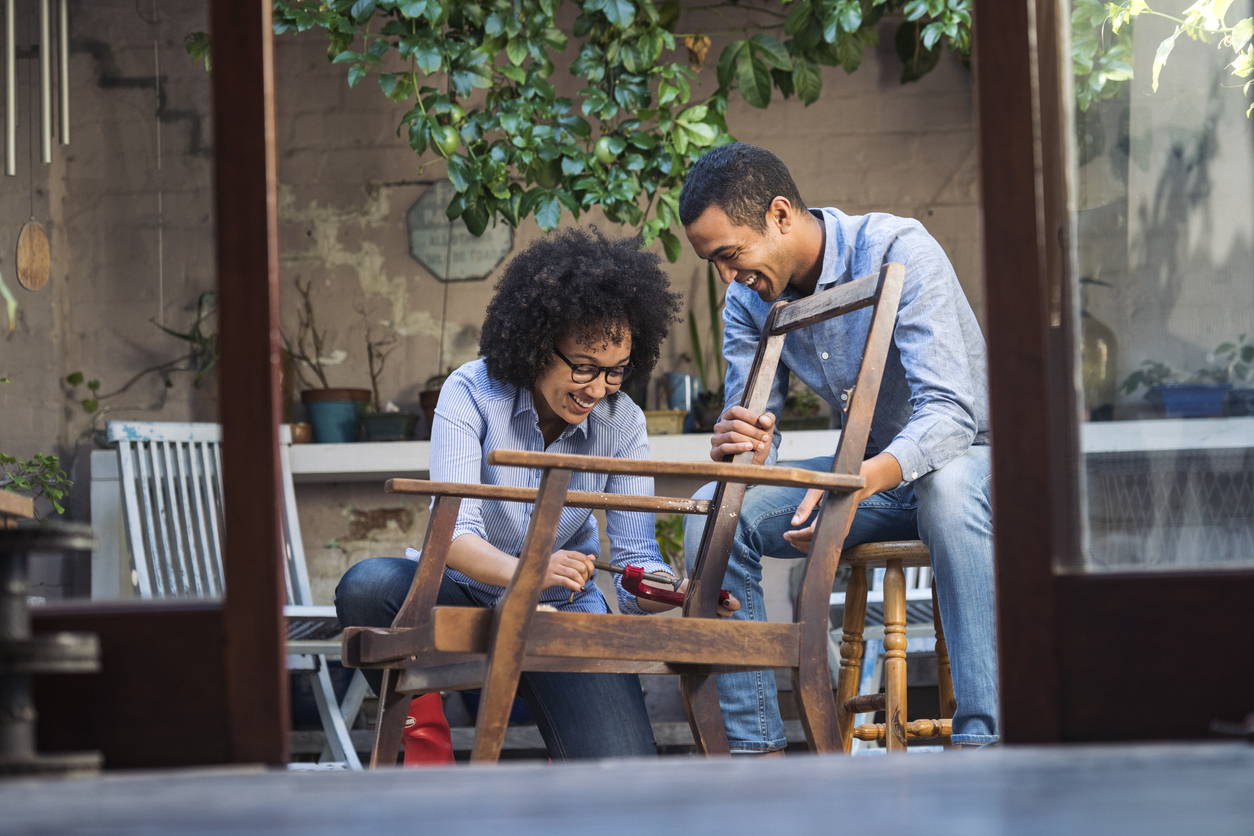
left=343, top=263, right=904, bottom=764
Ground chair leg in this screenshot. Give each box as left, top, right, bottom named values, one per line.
left=680, top=672, right=730, bottom=755
left=319, top=669, right=371, bottom=764
left=882, top=559, right=908, bottom=752
left=310, top=656, right=363, bottom=770
left=835, top=567, right=869, bottom=753
left=932, top=582, right=956, bottom=746
left=370, top=668, right=410, bottom=769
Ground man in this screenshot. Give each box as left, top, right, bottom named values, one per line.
left=679, top=142, right=996, bottom=751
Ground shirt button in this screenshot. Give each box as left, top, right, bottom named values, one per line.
left=911, top=471, right=919, bottom=480
left=821, top=352, right=830, bottom=360
left=840, top=393, right=848, bottom=401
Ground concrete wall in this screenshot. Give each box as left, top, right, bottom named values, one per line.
left=2, top=2, right=981, bottom=602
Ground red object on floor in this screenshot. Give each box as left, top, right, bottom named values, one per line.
left=403, top=693, right=454, bottom=766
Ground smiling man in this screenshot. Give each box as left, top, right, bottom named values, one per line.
left=679, top=142, right=997, bottom=752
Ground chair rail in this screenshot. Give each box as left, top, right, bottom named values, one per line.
left=486, top=450, right=865, bottom=491
left=385, top=479, right=711, bottom=515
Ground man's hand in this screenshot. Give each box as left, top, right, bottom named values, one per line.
left=544, top=550, right=596, bottom=593
left=711, top=405, right=775, bottom=464
left=636, top=575, right=742, bottom=618
left=782, top=453, right=904, bottom=554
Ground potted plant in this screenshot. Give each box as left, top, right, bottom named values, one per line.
left=778, top=374, right=828, bottom=431
left=1120, top=335, right=1252, bottom=418
left=283, top=278, right=371, bottom=443
left=684, top=264, right=726, bottom=432
left=1, top=380, right=72, bottom=523
left=358, top=310, right=419, bottom=441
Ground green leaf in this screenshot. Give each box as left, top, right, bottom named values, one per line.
left=1232, top=17, right=1253, bottom=54
left=412, top=40, right=442, bottom=74
left=750, top=33, right=792, bottom=71
left=839, top=0, right=862, bottom=34
left=601, top=0, right=636, bottom=28
left=462, top=202, right=490, bottom=236
left=535, top=195, right=562, bottom=230
left=785, top=0, right=812, bottom=36
left=658, top=228, right=682, bottom=262
left=66, top=371, right=84, bottom=386
left=446, top=156, right=474, bottom=191
left=348, top=64, right=367, bottom=87
left=506, top=37, right=528, bottom=66
left=1152, top=28, right=1182, bottom=92
left=86, top=380, right=100, bottom=391
left=792, top=55, right=822, bottom=105
left=82, top=399, right=99, bottom=414
left=500, top=65, right=526, bottom=83
left=716, top=40, right=748, bottom=88
left=736, top=55, right=773, bottom=107
left=350, top=0, right=376, bottom=21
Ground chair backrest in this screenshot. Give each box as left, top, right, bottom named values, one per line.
left=685, top=264, right=905, bottom=620
left=108, top=421, right=311, bottom=606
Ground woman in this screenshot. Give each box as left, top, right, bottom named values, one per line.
left=336, top=228, right=732, bottom=762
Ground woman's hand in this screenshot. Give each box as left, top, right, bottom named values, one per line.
left=544, top=549, right=596, bottom=593
left=636, top=576, right=742, bottom=618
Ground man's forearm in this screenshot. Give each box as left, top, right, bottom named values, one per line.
left=861, top=452, right=903, bottom=497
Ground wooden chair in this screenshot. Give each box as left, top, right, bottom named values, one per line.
left=832, top=541, right=956, bottom=752
left=343, top=263, right=905, bottom=764
left=108, top=420, right=367, bottom=769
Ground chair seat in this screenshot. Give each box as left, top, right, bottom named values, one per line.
left=840, top=541, right=931, bottom=568
left=284, top=604, right=343, bottom=642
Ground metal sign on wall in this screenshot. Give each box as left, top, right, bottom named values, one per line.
left=407, top=180, right=513, bottom=282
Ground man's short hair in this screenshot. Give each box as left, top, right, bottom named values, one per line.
left=678, top=142, right=807, bottom=231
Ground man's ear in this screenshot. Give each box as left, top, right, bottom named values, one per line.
left=767, top=196, right=795, bottom=234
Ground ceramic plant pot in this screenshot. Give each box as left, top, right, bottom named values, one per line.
left=300, top=389, right=371, bottom=443
left=1147, top=383, right=1232, bottom=418
left=361, top=411, right=419, bottom=441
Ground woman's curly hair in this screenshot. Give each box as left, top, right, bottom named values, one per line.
left=480, top=228, right=682, bottom=391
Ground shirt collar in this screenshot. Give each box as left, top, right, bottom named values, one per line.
left=813, top=208, right=848, bottom=290
left=513, top=386, right=592, bottom=441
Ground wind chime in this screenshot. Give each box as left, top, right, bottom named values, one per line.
left=1, top=0, right=68, bottom=333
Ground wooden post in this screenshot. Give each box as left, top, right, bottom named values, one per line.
left=882, top=559, right=908, bottom=752
left=835, top=566, right=868, bottom=752
left=210, top=0, right=286, bottom=766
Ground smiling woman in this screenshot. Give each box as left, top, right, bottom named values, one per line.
left=333, top=228, right=708, bottom=764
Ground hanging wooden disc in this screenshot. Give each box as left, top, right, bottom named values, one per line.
left=16, top=221, right=51, bottom=292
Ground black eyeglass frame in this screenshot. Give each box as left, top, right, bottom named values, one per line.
left=553, top=347, right=634, bottom=385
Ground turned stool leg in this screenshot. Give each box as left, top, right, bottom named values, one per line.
left=836, top=566, right=868, bottom=753
left=937, top=579, right=953, bottom=721
left=882, top=559, right=908, bottom=753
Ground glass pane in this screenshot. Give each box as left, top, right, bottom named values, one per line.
left=1065, top=0, right=1254, bottom=571
left=2, top=3, right=218, bottom=601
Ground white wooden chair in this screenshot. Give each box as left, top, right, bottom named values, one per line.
left=107, top=420, right=367, bottom=769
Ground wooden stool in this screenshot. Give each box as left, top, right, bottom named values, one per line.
left=834, top=541, right=955, bottom=752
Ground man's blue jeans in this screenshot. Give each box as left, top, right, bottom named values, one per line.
left=335, top=557, right=658, bottom=761
left=683, top=446, right=998, bottom=749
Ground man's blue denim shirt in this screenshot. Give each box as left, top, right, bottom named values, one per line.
left=722, top=207, right=990, bottom=483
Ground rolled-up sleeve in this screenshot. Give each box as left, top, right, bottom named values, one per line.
left=880, top=234, right=980, bottom=482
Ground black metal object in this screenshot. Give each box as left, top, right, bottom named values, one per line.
left=0, top=523, right=102, bottom=774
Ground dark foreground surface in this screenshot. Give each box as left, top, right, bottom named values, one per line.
left=2, top=742, right=1252, bottom=835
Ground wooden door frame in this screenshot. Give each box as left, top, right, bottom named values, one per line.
left=973, top=0, right=1254, bottom=742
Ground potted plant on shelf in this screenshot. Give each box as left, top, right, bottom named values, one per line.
left=1120, top=335, right=1252, bottom=418
left=685, top=264, right=726, bottom=433
left=358, top=310, right=419, bottom=441
left=283, top=278, right=371, bottom=443
left=778, top=374, right=827, bottom=431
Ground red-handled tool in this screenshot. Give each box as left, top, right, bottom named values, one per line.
left=596, top=561, right=731, bottom=609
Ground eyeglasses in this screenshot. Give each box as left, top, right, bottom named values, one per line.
left=553, top=348, right=634, bottom=385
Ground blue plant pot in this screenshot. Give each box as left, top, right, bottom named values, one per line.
left=1147, top=383, right=1232, bottom=418
left=301, top=389, right=371, bottom=443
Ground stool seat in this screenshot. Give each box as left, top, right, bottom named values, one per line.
left=835, top=540, right=955, bottom=753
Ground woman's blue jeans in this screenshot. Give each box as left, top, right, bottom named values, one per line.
left=683, top=446, right=999, bottom=750
left=335, top=557, right=658, bottom=761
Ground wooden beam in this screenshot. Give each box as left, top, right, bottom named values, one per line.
left=971, top=0, right=1064, bottom=742
left=486, top=450, right=865, bottom=492
left=210, top=0, right=287, bottom=765
left=386, top=480, right=711, bottom=515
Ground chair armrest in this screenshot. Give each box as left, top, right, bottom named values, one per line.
left=486, top=450, right=865, bottom=492
left=385, top=480, right=711, bottom=515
